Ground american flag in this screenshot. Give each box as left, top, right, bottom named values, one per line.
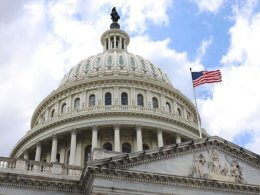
left=191, top=70, right=222, bottom=87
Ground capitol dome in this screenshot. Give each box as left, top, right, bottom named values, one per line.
left=10, top=10, right=207, bottom=166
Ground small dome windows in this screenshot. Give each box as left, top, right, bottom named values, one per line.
left=50, top=109, right=55, bottom=118
left=89, top=94, right=96, bottom=107
left=121, top=92, right=128, bottom=105
left=166, top=102, right=171, bottom=112
left=74, top=98, right=80, bottom=110
left=137, top=94, right=144, bottom=107
left=152, top=97, right=159, bottom=109
left=61, top=103, right=67, bottom=114
left=106, top=56, right=113, bottom=69
left=105, top=92, right=112, bottom=105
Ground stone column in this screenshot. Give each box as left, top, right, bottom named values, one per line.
left=92, top=126, right=98, bottom=150
left=114, top=36, right=116, bottom=48
left=50, top=135, right=58, bottom=163
left=176, top=133, right=181, bottom=144
left=69, top=131, right=77, bottom=165
left=157, top=129, right=164, bottom=147
left=108, top=37, right=111, bottom=50
left=119, top=37, right=122, bottom=49
left=35, top=142, right=41, bottom=162
left=23, top=150, right=29, bottom=160
left=75, top=139, right=83, bottom=166
left=136, top=126, right=143, bottom=151
left=114, top=124, right=120, bottom=152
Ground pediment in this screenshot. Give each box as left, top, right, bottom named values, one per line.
left=88, top=136, right=260, bottom=186
left=128, top=147, right=260, bottom=185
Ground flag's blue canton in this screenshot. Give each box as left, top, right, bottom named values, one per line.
left=191, top=72, right=203, bottom=80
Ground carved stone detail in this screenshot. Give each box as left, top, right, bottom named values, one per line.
left=189, top=150, right=245, bottom=183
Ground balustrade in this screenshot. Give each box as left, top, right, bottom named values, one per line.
left=0, top=157, right=16, bottom=169
left=35, top=105, right=197, bottom=129
left=0, top=157, right=83, bottom=179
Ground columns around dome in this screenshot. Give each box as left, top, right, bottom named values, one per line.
left=23, top=125, right=184, bottom=166
left=101, top=29, right=130, bottom=52
left=114, top=124, right=120, bottom=152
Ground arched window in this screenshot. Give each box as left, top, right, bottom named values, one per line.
left=143, top=144, right=150, bottom=150
left=152, top=97, right=158, bottom=109
left=103, top=143, right=112, bottom=151
left=56, top=153, right=60, bottom=163
left=74, top=98, right=80, bottom=110
left=84, top=145, right=92, bottom=164
left=177, top=107, right=182, bottom=116
left=105, top=92, right=112, bottom=105
left=166, top=102, right=171, bottom=112
left=61, top=103, right=67, bottom=114
left=51, top=109, right=55, bottom=118
left=89, top=94, right=95, bottom=107
left=137, top=94, right=144, bottom=106
left=122, top=143, right=131, bottom=153
left=121, top=92, right=128, bottom=105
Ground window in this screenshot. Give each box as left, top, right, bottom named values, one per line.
left=121, top=92, right=128, bottom=105
left=56, top=153, right=60, bottom=163
left=111, top=37, right=114, bottom=48
left=143, top=144, right=150, bottom=150
left=84, top=145, right=92, bottom=164
left=61, top=103, right=67, bottom=114
left=74, top=98, right=80, bottom=110
left=89, top=94, right=95, bottom=107
left=105, top=92, right=112, bottom=105
left=152, top=97, right=158, bottom=109
left=166, top=102, right=171, bottom=112
left=103, top=143, right=112, bottom=151
left=51, top=109, right=55, bottom=118
left=122, top=143, right=131, bottom=153
left=177, top=108, right=182, bottom=116
left=137, top=94, right=144, bottom=106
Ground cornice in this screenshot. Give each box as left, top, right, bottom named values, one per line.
left=88, top=168, right=260, bottom=194
left=0, top=172, right=82, bottom=193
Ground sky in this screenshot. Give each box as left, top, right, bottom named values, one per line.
left=0, top=0, right=260, bottom=156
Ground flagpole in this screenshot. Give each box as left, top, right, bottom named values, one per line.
left=189, top=68, right=202, bottom=139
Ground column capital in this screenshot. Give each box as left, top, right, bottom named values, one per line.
left=135, top=125, right=142, bottom=130
left=113, top=124, right=120, bottom=129
left=52, top=134, right=58, bottom=139
left=91, top=125, right=98, bottom=131
left=35, top=140, right=42, bottom=146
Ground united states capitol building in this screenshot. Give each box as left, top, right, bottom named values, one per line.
left=0, top=8, right=259, bottom=195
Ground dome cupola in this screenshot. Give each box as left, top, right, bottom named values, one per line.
left=101, top=7, right=130, bottom=52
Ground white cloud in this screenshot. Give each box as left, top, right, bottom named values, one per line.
left=192, top=0, right=224, bottom=13
left=199, top=2, right=260, bottom=154
left=0, top=0, right=172, bottom=156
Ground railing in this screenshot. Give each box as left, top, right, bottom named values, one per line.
left=0, top=157, right=83, bottom=180
left=26, top=160, right=52, bottom=174
left=34, top=105, right=197, bottom=130
left=0, top=157, right=16, bottom=169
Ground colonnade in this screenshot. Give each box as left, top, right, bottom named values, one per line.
left=24, top=126, right=183, bottom=166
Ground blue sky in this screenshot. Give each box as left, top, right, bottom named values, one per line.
left=0, top=0, right=260, bottom=156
